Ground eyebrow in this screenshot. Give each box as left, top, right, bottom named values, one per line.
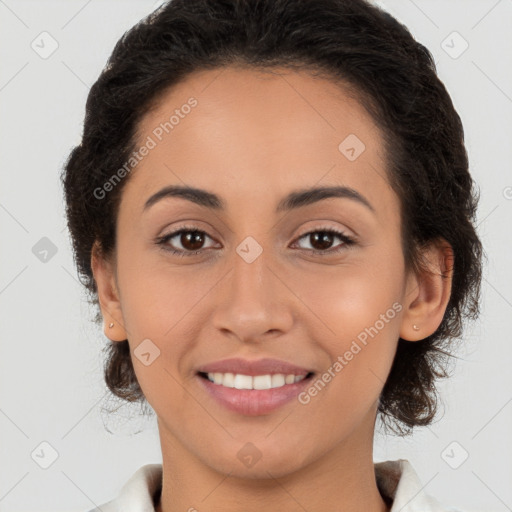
left=143, top=184, right=375, bottom=214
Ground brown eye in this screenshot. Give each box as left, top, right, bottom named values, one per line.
left=294, top=228, right=356, bottom=255
left=156, top=225, right=356, bottom=258
left=308, top=231, right=336, bottom=251
left=179, top=231, right=206, bottom=251
left=156, top=227, right=217, bottom=256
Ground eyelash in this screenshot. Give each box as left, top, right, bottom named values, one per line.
left=155, top=224, right=356, bottom=258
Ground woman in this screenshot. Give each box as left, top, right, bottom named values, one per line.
left=61, top=0, right=483, bottom=510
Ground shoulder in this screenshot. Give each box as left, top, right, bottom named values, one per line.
left=375, top=459, right=464, bottom=512
left=86, top=463, right=163, bottom=512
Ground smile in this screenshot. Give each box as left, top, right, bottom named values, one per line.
left=201, top=372, right=311, bottom=390
left=197, top=371, right=315, bottom=415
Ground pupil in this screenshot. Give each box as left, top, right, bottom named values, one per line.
left=312, top=232, right=333, bottom=250
left=183, top=231, right=204, bottom=250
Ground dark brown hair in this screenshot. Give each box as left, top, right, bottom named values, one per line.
left=61, top=0, right=483, bottom=435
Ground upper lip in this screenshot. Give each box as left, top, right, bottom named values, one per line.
left=196, top=357, right=313, bottom=377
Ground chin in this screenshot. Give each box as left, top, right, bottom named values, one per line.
left=209, top=436, right=315, bottom=479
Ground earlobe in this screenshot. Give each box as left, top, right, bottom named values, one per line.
left=103, top=317, right=127, bottom=342
left=91, top=241, right=128, bottom=342
left=400, top=239, right=454, bottom=342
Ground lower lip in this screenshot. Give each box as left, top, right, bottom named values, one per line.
left=197, top=373, right=314, bottom=416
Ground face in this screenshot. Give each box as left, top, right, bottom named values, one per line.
left=94, top=66, right=431, bottom=478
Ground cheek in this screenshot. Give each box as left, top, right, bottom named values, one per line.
left=116, top=241, right=215, bottom=338
left=290, top=256, right=403, bottom=338
left=115, top=255, right=224, bottom=403
left=290, top=259, right=403, bottom=406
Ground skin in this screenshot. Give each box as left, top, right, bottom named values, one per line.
left=92, top=66, right=453, bottom=512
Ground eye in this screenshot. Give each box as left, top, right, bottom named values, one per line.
left=155, top=225, right=356, bottom=257
left=155, top=225, right=218, bottom=257
left=293, top=227, right=356, bottom=255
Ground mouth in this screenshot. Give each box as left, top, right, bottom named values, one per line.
left=194, top=357, right=317, bottom=415
left=197, top=371, right=315, bottom=390
left=196, top=370, right=316, bottom=415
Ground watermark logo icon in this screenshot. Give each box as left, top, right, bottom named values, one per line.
left=441, top=31, right=469, bottom=59
left=31, top=441, right=59, bottom=469
left=134, top=338, right=161, bottom=366
left=338, top=134, right=366, bottom=161
left=237, top=442, right=262, bottom=468
left=236, top=236, right=263, bottom=263
left=32, top=237, right=58, bottom=263
left=31, top=31, right=59, bottom=59
left=441, top=441, right=469, bottom=469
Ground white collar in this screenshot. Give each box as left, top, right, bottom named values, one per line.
left=90, top=459, right=458, bottom=512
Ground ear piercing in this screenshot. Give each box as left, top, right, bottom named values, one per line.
left=109, top=322, right=114, bottom=328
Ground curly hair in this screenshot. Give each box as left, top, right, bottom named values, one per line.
left=61, top=0, right=483, bottom=435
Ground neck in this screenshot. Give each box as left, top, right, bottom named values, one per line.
left=155, top=409, right=390, bottom=512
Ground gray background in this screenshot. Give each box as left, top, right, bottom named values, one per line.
left=0, top=0, right=511, bottom=511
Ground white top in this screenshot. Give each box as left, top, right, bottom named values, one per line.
left=87, top=459, right=461, bottom=512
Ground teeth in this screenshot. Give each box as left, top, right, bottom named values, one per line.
left=206, top=372, right=308, bottom=390
left=285, top=374, right=295, bottom=384
left=234, top=374, right=252, bottom=389
left=254, top=375, right=272, bottom=390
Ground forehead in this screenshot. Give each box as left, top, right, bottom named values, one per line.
left=126, top=65, right=396, bottom=220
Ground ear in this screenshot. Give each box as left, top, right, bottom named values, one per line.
left=400, top=238, right=454, bottom=341
left=91, top=241, right=128, bottom=342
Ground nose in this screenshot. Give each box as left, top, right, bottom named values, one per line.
left=211, top=242, right=294, bottom=343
